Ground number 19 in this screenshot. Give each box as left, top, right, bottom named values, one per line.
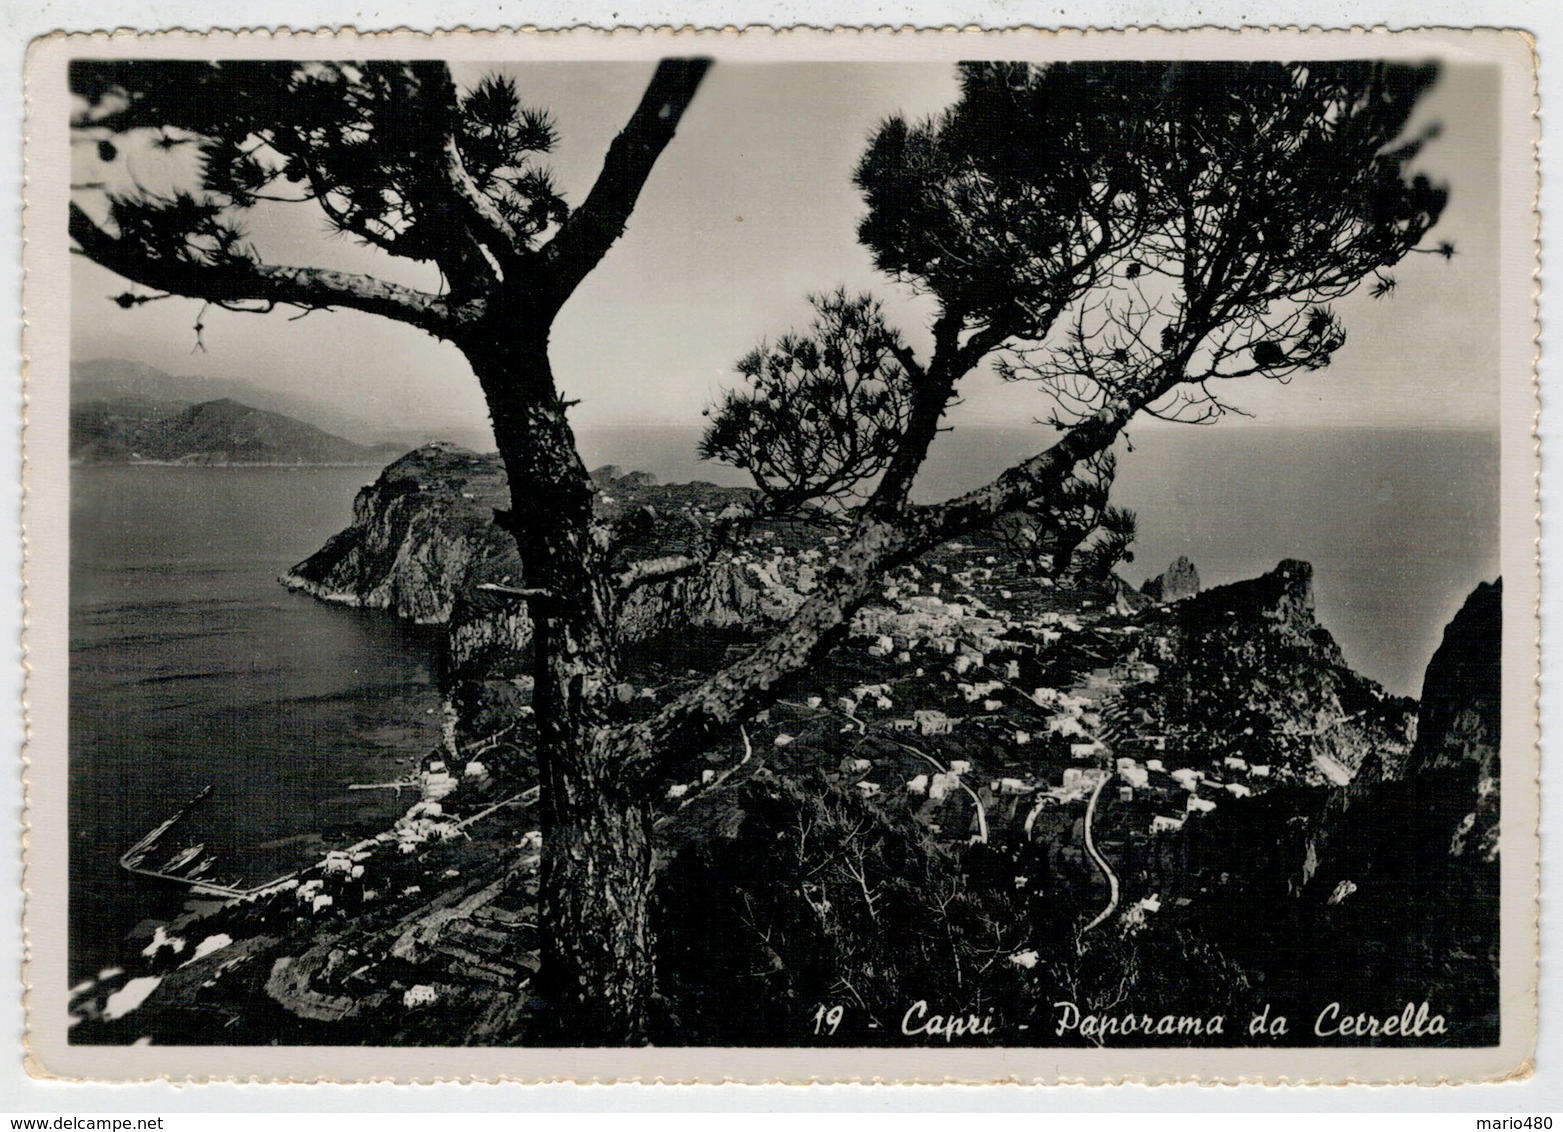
left=813, top=1003, right=845, bottom=1036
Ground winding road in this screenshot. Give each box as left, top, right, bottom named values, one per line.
left=1079, top=771, right=1120, bottom=935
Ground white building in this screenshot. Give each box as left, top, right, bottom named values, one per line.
left=403, top=985, right=438, bottom=1008
left=914, top=710, right=956, bottom=735
left=1063, top=767, right=1108, bottom=790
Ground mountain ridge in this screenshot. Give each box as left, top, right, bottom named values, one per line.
left=71, top=394, right=402, bottom=466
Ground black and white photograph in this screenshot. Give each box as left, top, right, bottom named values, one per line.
left=20, top=27, right=1538, bottom=1082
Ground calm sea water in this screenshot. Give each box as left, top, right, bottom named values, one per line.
left=68, top=425, right=1499, bottom=981
left=69, top=466, right=444, bottom=984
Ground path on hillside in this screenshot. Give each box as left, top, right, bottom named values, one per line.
left=1080, top=771, right=1120, bottom=936
left=883, top=738, right=989, bottom=844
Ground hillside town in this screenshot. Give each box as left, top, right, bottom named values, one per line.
left=60, top=453, right=1486, bottom=1050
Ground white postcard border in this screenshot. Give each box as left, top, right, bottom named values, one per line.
left=19, top=23, right=1541, bottom=1084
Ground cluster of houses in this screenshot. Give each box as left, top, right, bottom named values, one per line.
left=853, top=587, right=1011, bottom=669
left=259, top=757, right=489, bottom=936
left=687, top=547, right=1320, bottom=928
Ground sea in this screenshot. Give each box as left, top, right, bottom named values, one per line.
left=67, top=424, right=1500, bottom=984
left=69, top=466, right=445, bottom=985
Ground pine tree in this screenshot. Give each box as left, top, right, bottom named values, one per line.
left=72, top=57, right=1446, bottom=1044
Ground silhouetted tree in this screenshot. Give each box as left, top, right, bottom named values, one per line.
left=71, top=57, right=1446, bottom=1045
left=699, top=288, right=914, bottom=512
left=991, top=451, right=1132, bottom=579
left=698, top=63, right=1444, bottom=739
left=1072, top=504, right=1139, bottom=586
left=69, top=57, right=710, bottom=1045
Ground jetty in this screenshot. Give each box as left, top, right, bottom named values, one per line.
left=118, top=786, right=305, bottom=900
left=119, top=779, right=542, bottom=902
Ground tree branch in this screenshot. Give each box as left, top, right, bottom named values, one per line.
left=862, top=313, right=959, bottom=514
left=620, top=392, right=1151, bottom=785
left=441, top=132, right=522, bottom=260
left=539, top=58, right=711, bottom=304
left=70, top=201, right=474, bottom=336
left=907, top=400, right=1141, bottom=545
left=279, top=133, right=406, bottom=257
left=416, top=62, right=523, bottom=265
left=619, top=515, right=907, bottom=782
left=615, top=554, right=700, bottom=593
left=886, top=341, right=926, bottom=384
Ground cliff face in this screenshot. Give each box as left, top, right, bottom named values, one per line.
left=1407, top=580, right=1502, bottom=781
left=285, top=444, right=516, bottom=623
left=1406, top=579, right=1502, bottom=863
left=1148, top=577, right=1503, bottom=1042
left=290, top=454, right=1421, bottom=787
left=285, top=443, right=809, bottom=675
left=1142, top=555, right=1200, bottom=603
left=1298, top=577, right=1501, bottom=884
left=1125, top=559, right=1415, bottom=784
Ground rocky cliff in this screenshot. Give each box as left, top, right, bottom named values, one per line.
left=1120, top=559, right=1416, bottom=784
left=1296, top=575, right=1502, bottom=871
left=289, top=452, right=1422, bottom=786
left=1141, top=555, right=1200, bottom=603
left=1407, top=580, right=1502, bottom=781
left=284, top=443, right=811, bottom=677
left=1130, top=575, right=1503, bottom=1043
left=284, top=444, right=516, bottom=623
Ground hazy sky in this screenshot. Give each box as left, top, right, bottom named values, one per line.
left=70, top=60, right=1501, bottom=443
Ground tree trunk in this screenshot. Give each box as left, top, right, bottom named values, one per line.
left=464, top=328, right=655, bottom=1045
left=536, top=739, right=656, bottom=1045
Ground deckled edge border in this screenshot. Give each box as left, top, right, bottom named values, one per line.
left=16, top=21, right=1545, bottom=1088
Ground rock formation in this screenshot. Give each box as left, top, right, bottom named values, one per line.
left=284, top=444, right=516, bottom=624
left=1124, top=559, right=1415, bottom=784
left=1296, top=576, right=1501, bottom=895
left=1406, top=579, right=1501, bottom=781
left=284, top=444, right=811, bottom=680
left=1141, top=555, right=1200, bottom=603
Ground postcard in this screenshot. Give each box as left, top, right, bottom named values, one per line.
left=21, top=25, right=1539, bottom=1083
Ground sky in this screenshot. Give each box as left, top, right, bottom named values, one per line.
left=70, top=60, right=1501, bottom=445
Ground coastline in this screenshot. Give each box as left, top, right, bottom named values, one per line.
left=62, top=449, right=1501, bottom=1046
left=66, top=518, right=1501, bottom=1047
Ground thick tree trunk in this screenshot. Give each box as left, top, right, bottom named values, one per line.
left=535, top=739, right=656, bottom=1044
left=529, top=595, right=656, bottom=1046
left=464, top=328, right=655, bottom=1046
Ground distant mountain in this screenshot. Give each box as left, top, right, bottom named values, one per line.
left=71, top=396, right=401, bottom=466
left=71, top=358, right=398, bottom=446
